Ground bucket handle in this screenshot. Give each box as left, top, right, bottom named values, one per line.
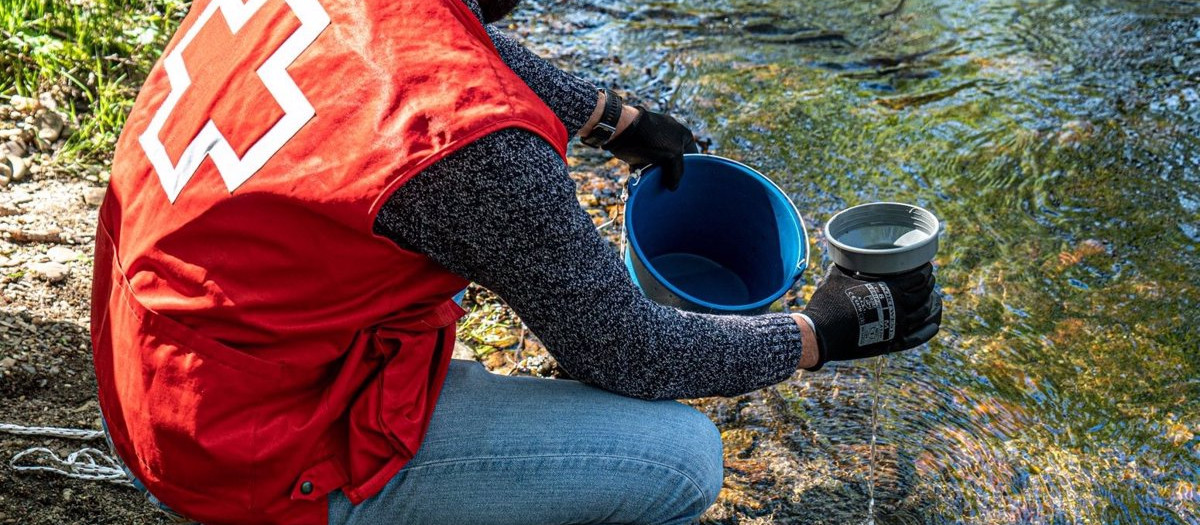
left=617, top=166, right=650, bottom=262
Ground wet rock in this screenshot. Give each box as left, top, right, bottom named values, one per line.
left=6, top=155, right=27, bottom=182
left=83, top=187, right=107, bottom=206
left=27, top=261, right=70, bottom=283
left=47, top=246, right=81, bottom=264
left=722, top=428, right=761, bottom=458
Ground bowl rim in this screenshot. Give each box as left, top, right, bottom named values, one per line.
left=825, top=201, right=940, bottom=256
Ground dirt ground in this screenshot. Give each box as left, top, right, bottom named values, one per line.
left=0, top=164, right=170, bottom=523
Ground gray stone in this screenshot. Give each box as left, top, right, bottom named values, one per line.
left=83, top=187, right=107, bottom=206
left=1, top=139, right=25, bottom=158
left=36, top=112, right=64, bottom=143
left=47, top=246, right=80, bottom=264
left=37, top=92, right=57, bottom=111
left=6, top=155, right=27, bottom=182
left=28, top=261, right=70, bottom=283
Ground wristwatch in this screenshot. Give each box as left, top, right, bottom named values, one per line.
left=581, top=88, right=624, bottom=148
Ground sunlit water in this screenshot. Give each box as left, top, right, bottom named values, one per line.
left=517, top=0, right=1199, bottom=522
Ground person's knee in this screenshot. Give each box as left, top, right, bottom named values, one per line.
left=659, top=402, right=724, bottom=514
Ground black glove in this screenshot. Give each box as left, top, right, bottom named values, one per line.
left=603, top=106, right=700, bottom=191
left=800, top=263, right=942, bottom=370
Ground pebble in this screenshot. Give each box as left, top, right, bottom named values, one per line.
left=1, top=139, right=24, bottom=157
left=83, top=187, right=107, bottom=206
left=0, top=357, right=14, bottom=370
left=9, top=95, right=37, bottom=112
left=9, top=190, right=32, bottom=203
left=36, top=112, right=64, bottom=143
left=38, top=92, right=57, bottom=111
left=6, top=155, right=28, bottom=182
left=47, top=246, right=81, bottom=264
left=27, top=261, right=70, bottom=283
left=0, top=255, right=10, bottom=267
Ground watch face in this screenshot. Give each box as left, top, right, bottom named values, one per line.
left=583, top=127, right=614, bottom=148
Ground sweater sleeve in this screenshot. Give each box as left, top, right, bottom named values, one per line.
left=484, top=25, right=598, bottom=137
left=460, top=0, right=598, bottom=136
left=374, top=128, right=806, bottom=400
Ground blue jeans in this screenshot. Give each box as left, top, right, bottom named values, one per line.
left=328, top=359, right=724, bottom=525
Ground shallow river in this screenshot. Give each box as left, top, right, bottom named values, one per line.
left=516, top=1, right=1199, bottom=523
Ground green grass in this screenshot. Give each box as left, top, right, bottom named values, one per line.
left=0, top=0, right=187, bottom=162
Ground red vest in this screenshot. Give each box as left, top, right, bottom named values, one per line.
left=91, top=0, right=567, bottom=523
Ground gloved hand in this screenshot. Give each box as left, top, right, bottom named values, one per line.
left=800, top=263, right=942, bottom=370
left=603, top=106, right=700, bottom=191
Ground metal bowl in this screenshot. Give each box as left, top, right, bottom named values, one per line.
left=825, top=202, right=940, bottom=276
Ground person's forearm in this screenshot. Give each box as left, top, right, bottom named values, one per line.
left=375, top=129, right=809, bottom=400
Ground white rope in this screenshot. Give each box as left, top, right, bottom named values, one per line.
left=0, top=423, right=105, bottom=441
left=9, top=447, right=132, bottom=486
left=1, top=422, right=132, bottom=486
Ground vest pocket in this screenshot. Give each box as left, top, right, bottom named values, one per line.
left=112, top=282, right=296, bottom=513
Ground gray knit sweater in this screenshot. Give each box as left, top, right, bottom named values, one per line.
left=373, top=2, right=807, bottom=400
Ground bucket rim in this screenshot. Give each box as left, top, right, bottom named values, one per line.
left=625, top=153, right=809, bottom=313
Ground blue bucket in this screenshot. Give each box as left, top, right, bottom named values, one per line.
left=623, top=154, right=808, bottom=315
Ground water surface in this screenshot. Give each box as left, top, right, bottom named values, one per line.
left=516, top=1, right=1200, bottom=522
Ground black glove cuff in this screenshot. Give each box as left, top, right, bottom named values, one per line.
left=581, top=88, right=624, bottom=148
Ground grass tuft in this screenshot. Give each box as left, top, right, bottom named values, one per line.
left=0, top=0, right=187, bottom=163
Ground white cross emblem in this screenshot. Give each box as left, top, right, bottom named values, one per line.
left=138, top=0, right=330, bottom=202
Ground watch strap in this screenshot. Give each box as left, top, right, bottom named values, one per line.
left=581, top=88, right=623, bottom=148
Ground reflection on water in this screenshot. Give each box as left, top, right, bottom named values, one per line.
left=517, top=0, right=1198, bottom=522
